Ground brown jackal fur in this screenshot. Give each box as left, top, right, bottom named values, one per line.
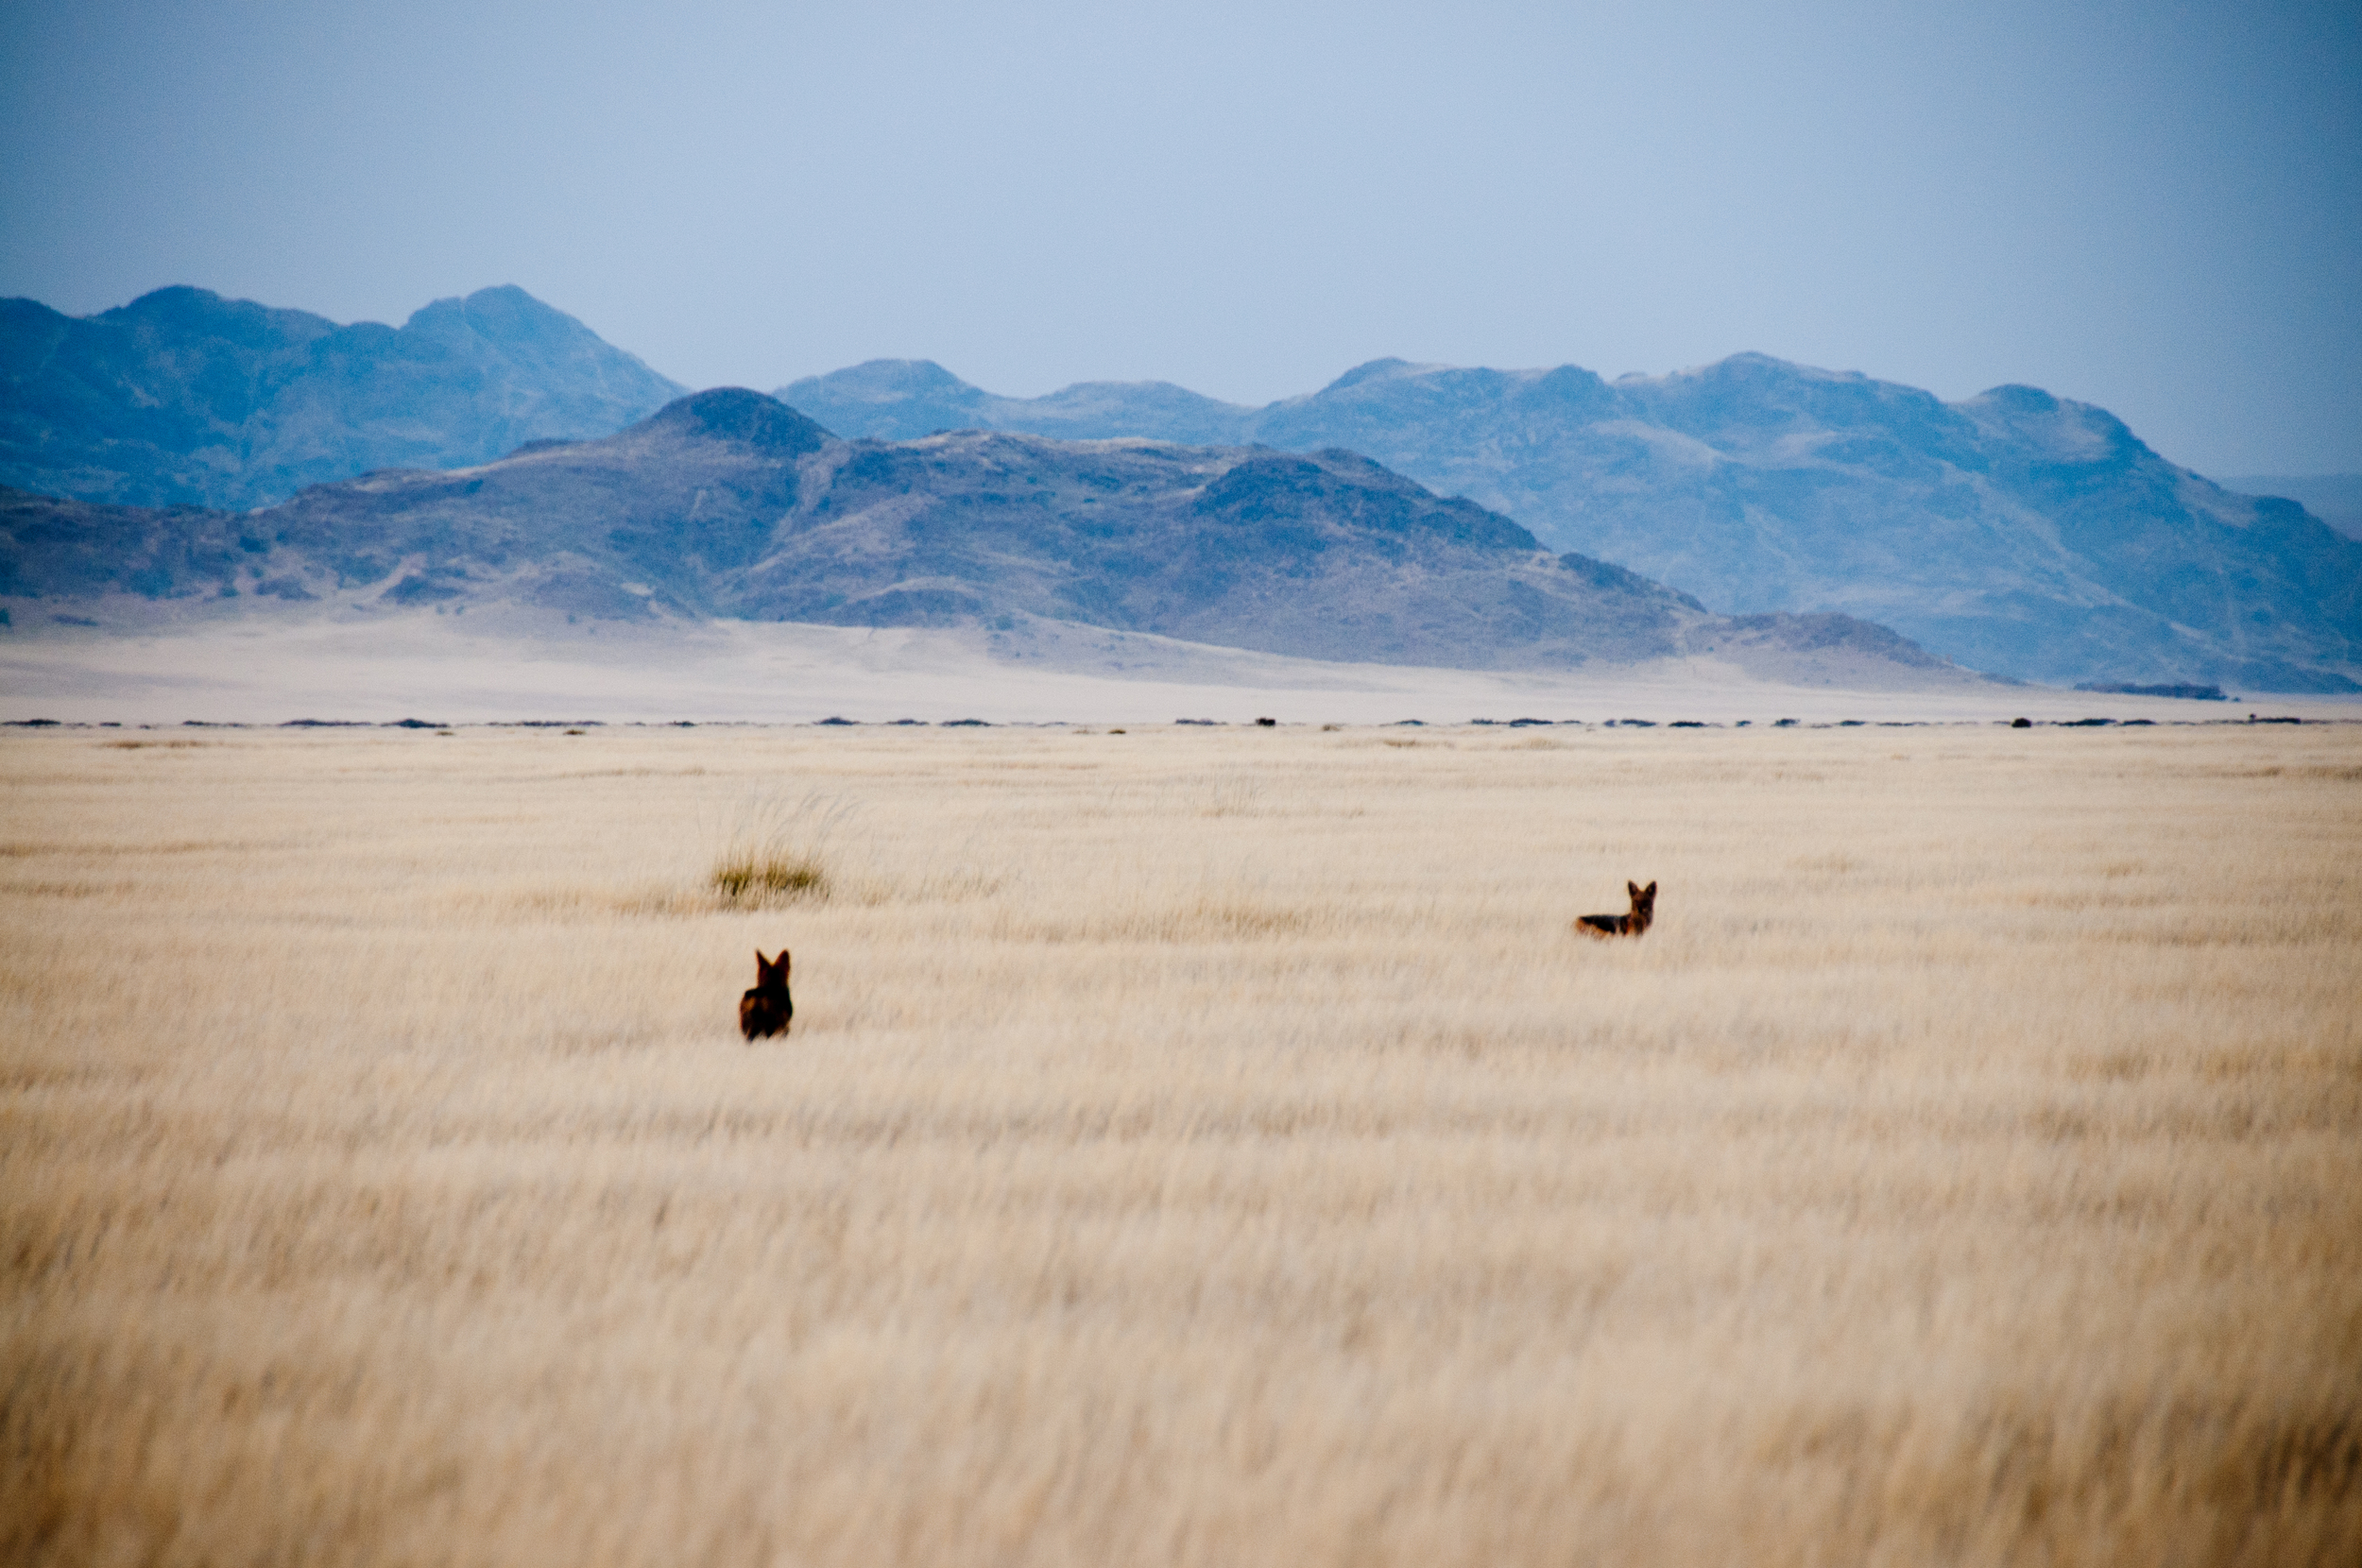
left=1577, top=880, right=1656, bottom=938
left=739, top=948, right=793, bottom=1040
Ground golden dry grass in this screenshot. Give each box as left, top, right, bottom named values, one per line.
left=3, top=720, right=2358, bottom=1567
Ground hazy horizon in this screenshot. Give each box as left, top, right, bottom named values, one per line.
left=4, top=0, right=2355, bottom=475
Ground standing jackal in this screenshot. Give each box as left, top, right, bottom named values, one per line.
left=1577, top=881, right=1656, bottom=938
left=739, top=949, right=793, bottom=1040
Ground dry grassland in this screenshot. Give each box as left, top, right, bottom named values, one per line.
left=4, top=720, right=2358, bottom=1567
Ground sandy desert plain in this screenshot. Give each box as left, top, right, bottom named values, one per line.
left=4, top=692, right=2360, bottom=1566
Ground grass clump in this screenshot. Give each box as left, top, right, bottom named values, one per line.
left=705, top=792, right=854, bottom=907
left=710, top=850, right=829, bottom=906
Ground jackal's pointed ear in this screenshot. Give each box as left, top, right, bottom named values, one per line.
left=755, top=948, right=770, bottom=972
left=1644, top=881, right=1656, bottom=896
left=779, top=949, right=790, bottom=975
left=1628, top=881, right=1641, bottom=898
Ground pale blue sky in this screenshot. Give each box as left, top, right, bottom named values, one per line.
left=4, top=0, right=2355, bottom=474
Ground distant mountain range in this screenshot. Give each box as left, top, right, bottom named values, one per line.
left=0, top=285, right=682, bottom=510
left=782, top=359, right=2362, bottom=691
left=3, top=283, right=2353, bottom=690
left=0, top=388, right=1968, bottom=685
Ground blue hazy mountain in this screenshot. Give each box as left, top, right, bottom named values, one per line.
left=0, top=285, right=684, bottom=510
left=779, top=360, right=1250, bottom=446
left=779, top=359, right=1257, bottom=448
left=779, top=356, right=2362, bottom=691
left=2222, top=474, right=2362, bottom=543
left=0, top=388, right=1967, bottom=685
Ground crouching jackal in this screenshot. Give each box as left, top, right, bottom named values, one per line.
left=1577, top=881, right=1656, bottom=938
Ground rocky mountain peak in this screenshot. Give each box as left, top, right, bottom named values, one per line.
left=642, top=388, right=832, bottom=453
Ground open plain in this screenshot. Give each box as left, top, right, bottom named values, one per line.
left=4, top=719, right=2358, bottom=1566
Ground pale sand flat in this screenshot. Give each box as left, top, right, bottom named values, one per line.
left=5, top=600, right=2355, bottom=725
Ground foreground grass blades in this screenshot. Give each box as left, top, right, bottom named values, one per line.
left=3, top=722, right=2358, bottom=1566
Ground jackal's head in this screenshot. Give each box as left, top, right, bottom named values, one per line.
left=1627, top=881, right=1657, bottom=931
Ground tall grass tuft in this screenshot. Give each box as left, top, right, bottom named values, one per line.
left=710, top=848, right=829, bottom=905
left=706, top=792, right=854, bottom=907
